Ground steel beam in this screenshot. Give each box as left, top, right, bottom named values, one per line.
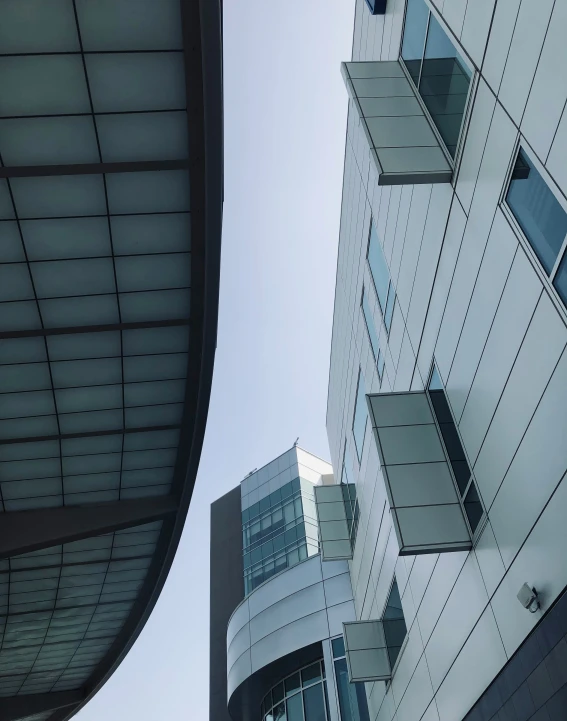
left=0, top=495, right=178, bottom=559
left=0, top=316, right=189, bottom=341
left=0, top=158, right=190, bottom=179
left=0, top=690, right=83, bottom=721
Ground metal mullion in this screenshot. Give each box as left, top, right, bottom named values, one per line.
left=0, top=553, right=153, bottom=578
left=22, top=248, right=192, bottom=264
left=0, top=158, right=190, bottom=179
left=0, top=208, right=189, bottom=221
left=0, top=108, right=186, bottom=121
left=0, top=348, right=186, bottom=366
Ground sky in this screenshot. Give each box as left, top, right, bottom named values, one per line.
left=76, top=1, right=354, bottom=718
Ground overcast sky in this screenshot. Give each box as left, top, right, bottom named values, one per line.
left=76, top=1, right=354, bottom=718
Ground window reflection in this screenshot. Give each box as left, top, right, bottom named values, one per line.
left=332, top=637, right=370, bottom=721
left=507, top=150, right=567, bottom=274
left=401, top=0, right=472, bottom=158
left=262, top=661, right=328, bottom=721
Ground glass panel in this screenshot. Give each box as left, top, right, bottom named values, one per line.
left=85, top=52, right=186, bottom=113
left=361, top=289, right=380, bottom=362
left=274, top=702, right=287, bottom=721
left=110, top=212, right=190, bottom=256
left=383, top=581, right=407, bottom=668
left=367, top=224, right=390, bottom=314
left=107, top=170, right=190, bottom=214
left=21, top=217, right=111, bottom=261
left=302, top=663, right=322, bottom=687
left=334, top=658, right=369, bottom=721
left=332, top=636, right=345, bottom=659
left=10, top=175, right=106, bottom=219
left=506, top=150, right=567, bottom=274
left=96, top=111, right=188, bottom=163
left=352, top=371, right=367, bottom=462
left=419, top=13, right=471, bottom=158
left=286, top=692, right=304, bottom=721
left=76, top=0, right=183, bottom=51
left=285, top=673, right=301, bottom=696
left=401, top=0, right=429, bottom=85
left=0, top=55, right=90, bottom=117
left=303, top=683, right=326, bottom=721
left=273, top=683, right=284, bottom=704
left=464, top=482, right=483, bottom=533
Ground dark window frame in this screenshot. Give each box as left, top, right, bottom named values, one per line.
left=503, top=143, right=567, bottom=315
left=426, top=362, right=486, bottom=538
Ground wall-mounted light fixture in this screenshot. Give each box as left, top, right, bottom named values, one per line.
left=517, top=583, right=540, bottom=613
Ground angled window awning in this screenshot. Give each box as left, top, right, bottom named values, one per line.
left=367, top=391, right=471, bottom=555
left=314, top=483, right=357, bottom=561
left=343, top=620, right=391, bottom=682
left=341, top=61, right=452, bottom=185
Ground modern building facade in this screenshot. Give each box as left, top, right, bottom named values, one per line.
left=213, top=1, right=567, bottom=721
left=326, top=0, right=567, bottom=720
left=210, top=446, right=371, bottom=721
left=0, top=1, right=222, bottom=720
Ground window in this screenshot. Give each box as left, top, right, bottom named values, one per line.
left=361, top=288, right=385, bottom=380
left=401, top=0, right=472, bottom=158
left=242, top=477, right=319, bottom=595
left=261, top=661, right=329, bottom=721
left=367, top=223, right=395, bottom=333
left=383, top=579, right=407, bottom=668
left=427, top=366, right=484, bottom=534
left=506, top=148, right=567, bottom=307
left=341, top=451, right=360, bottom=551
left=352, top=370, right=368, bottom=462
left=332, top=637, right=370, bottom=721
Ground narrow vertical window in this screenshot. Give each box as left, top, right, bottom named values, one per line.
left=367, top=223, right=395, bottom=333
left=352, top=370, right=368, bottom=462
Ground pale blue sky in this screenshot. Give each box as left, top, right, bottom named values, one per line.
left=76, top=2, right=354, bottom=718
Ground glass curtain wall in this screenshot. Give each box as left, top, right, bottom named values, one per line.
left=401, top=0, right=472, bottom=158
left=242, top=478, right=319, bottom=595
left=332, top=637, right=370, bottom=721
left=261, top=661, right=329, bottom=721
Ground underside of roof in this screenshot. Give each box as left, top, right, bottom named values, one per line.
left=0, top=1, right=223, bottom=719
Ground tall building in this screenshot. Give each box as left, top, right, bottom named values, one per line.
left=210, top=446, right=370, bottom=721
left=213, top=2, right=567, bottom=721
left=0, top=2, right=222, bottom=720
left=326, top=0, right=567, bottom=720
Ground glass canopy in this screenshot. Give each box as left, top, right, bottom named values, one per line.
left=0, top=0, right=222, bottom=718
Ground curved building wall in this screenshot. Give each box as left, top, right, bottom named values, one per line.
left=227, top=553, right=355, bottom=704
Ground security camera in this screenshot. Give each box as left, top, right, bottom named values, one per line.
left=517, top=583, right=539, bottom=613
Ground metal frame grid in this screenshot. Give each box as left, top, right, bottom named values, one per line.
left=0, top=1, right=223, bottom=719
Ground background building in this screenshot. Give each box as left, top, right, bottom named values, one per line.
left=326, top=1, right=567, bottom=721
left=0, top=1, right=222, bottom=720
left=210, top=446, right=370, bottom=721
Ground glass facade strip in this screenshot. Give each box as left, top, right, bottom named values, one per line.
left=242, top=477, right=319, bottom=594
left=332, top=638, right=370, bottom=721
left=367, top=223, right=395, bottom=333
left=352, top=371, right=368, bottom=462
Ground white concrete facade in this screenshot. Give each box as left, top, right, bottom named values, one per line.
left=226, top=553, right=356, bottom=720
left=327, top=2, right=567, bottom=721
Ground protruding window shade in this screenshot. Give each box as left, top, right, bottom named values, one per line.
left=343, top=621, right=391, bottom=682
left=367, top=391, right=472, bottom=555
left=341, top=61, right=452, bottom=186
left=314, top=484, right=357, bottom=561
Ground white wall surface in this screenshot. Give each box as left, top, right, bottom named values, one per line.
left=240, top=446, right=332, bottom=510
left=226, top=554, right=355, bottom=702
left=326, top=1, right=567, bottom=720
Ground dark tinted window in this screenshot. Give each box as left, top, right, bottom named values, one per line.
left=383, top=580, right=407, bottom=668
left=507, top=150, right=567, bottom=274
